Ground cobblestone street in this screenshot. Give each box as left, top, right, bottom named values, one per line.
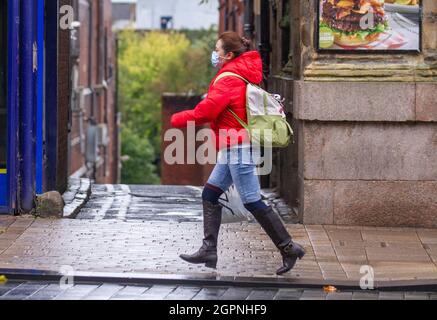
left=75, top=185, right=297, bottom=223
left=1, top=184, right=437, bottom=289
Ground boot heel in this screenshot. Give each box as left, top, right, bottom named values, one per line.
left=296, top=246, right=306, bottom=260
left=205, top=260, right=217, bottom=269
left=298, top=250, right=305, bottom=260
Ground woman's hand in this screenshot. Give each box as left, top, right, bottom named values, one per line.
left=171, top=111, right=192, bottom=128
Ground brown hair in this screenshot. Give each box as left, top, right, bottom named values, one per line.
left=218, top=31, right=252, bottom=58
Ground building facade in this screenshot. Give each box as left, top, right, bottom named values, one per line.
left=0, top=0, right=72, bottom=214
left=220, top=0, right=437, bottom=227
left=69, top=0, right=119, bottom=184
left=112, top=0, right=136, bottom=30
left=0, top=0, right=119, bottom=215
left=135, top=0, right=218, bottom=30
left=161, top=94, right=215, bottom=186
left=218, top=0, right=245, bottom=35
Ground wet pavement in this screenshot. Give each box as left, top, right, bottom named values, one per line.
left=1, top=280, right=436, bottom=300
left=1, top=184, right=437, bottom=288
left=75, top=185, right=298, bottom=223
left=76, top=185, right=205, bottom=222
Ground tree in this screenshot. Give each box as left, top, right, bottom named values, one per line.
left=118, top=28, right=218, bottom=184
left=121, top=126, right=160, bottom=185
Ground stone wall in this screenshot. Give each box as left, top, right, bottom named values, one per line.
left=291, top=0, right=437, bottom=227
left=219, top=0, right=437, bottom=227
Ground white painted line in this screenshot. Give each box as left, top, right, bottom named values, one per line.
left=94, top=184, right=114, bottom=221
left=188, top=186, right=203, bottom=196
left=117, top=185, right=131, bottom=221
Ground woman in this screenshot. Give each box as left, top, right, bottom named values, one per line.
left=171, top=31, right=305, bottom=276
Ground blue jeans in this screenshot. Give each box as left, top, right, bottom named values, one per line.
left=207, top=145, right=262, bottom=204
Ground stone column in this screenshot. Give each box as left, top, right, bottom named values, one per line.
left=293, top=0, right=437, bottom=227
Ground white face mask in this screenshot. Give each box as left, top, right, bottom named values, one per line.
left=211, top=51, right=230, bottom=68
left=211, top=51, right=221, bottom=68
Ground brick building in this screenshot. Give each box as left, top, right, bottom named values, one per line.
left=0, top=0, right=119, bottom=215
left=69, top=0, right=119, bottom=184
left=219, top=0, right=437, bottom=227
left=161, top=94, right=215, bottom=186
left=219, top=0, right=245, bottom=35
left=136, top=0, right=218, bottom=30
left=112, top=0, right=137, bottom=30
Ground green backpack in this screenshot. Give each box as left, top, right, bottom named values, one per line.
left=214, top=72, right=294, bottom=148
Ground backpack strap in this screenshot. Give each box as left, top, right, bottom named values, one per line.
left=213, top=72, right=253, bottom=133
left=228, top=108, right=249, bottom=130
left=212, top=72, right=249, bottom=121
left=213, top=72, right=250, bottom=86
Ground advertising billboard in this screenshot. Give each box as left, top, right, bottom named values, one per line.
left=317, top=0, right=422, bottom=52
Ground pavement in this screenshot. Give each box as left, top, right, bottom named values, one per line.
left=1, top=280, right=437, bottom=300
left=1, top=184, right=437, bottom=291
left=75, top=184, right=298, bottom=223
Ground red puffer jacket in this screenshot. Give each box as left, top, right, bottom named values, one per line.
left=171, top=51, right=263, bottom=150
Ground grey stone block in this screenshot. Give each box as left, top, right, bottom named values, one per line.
left=333, top=181, right=437, bottom=228
left=302, top=122, right=437, bottom=181
left=294, top=81, right=416, bottom=122
left=62, top=178, right=92, bottom=219
left=416, top=83, right=437, bottom=122
left=301, top=179, right=334, bottom=225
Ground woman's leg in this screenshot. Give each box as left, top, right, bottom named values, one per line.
left=179, top=161, right=233, bottom=269
left=205, top=150, right=234, bottom=198
left=227, top=146, right=263, bottom=205
left=202, top=183, right=225, bottom=205
left=229, top=147, right=306, bottom=275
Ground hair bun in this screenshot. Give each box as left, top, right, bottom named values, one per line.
left=241, top=37, right=252, bottom=50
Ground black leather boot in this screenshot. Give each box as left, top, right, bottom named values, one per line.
left=179, top=201, right=222, bottom=269
left=251, top=206, right=306, bottom=276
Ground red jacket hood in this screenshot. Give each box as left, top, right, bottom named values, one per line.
left=217, top=51, right=263, bottom=85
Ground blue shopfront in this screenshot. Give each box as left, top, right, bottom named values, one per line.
left=0, top=0, right=61, bottom=214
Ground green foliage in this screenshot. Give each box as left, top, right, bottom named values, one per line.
left=120, top=126, right=160, bottom=185
left=180, top=27, right=218, bottom=86
left=118, top=28, right=217, bottom=184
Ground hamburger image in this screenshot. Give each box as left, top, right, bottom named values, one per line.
left=320, top=0, right=388, bottom=47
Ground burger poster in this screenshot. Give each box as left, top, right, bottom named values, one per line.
left=318, top=0, right=422, bottom=52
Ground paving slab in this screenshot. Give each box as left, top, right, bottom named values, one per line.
left=0, top=184, right=437, bottom=288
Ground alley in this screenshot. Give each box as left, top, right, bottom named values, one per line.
left=75, top=185, right=296, bottom=223
left=76, top=185, right=205, bottom=222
